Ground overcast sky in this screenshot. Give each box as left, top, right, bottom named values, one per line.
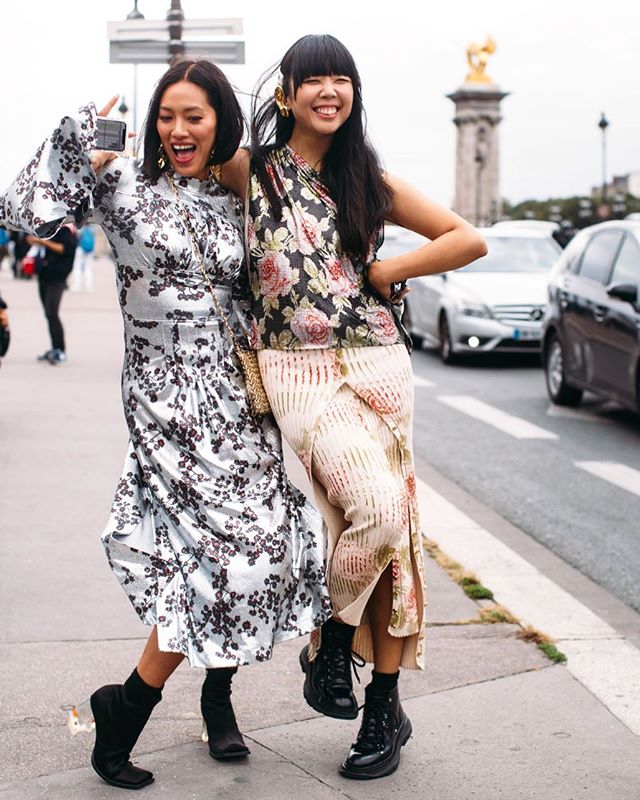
left=2, top=0, right=637, bottom=207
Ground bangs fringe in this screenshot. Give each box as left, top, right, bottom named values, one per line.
left=285, top=35, right=359, bottom=91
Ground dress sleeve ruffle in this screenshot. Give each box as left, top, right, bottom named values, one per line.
left=0, top=103, right=113, bottom=238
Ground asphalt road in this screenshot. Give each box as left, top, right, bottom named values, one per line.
left=410, top=345, right=640, bottom=613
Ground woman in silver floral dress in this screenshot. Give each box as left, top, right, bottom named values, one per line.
left=0, top=59, right=330, bottom=790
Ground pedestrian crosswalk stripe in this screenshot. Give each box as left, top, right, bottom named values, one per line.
left=413, top=375, right=434, bottom=388
left=575, top=461, right=640, bottom=498
left=438, top=395, right=558, bottom=440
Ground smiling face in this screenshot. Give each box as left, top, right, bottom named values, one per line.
left=287, top=75, right=354, bottom=140
left=156, top=80, right=217, bottom=180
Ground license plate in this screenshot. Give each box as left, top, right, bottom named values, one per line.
left=512, top=327, right=540, bottom=341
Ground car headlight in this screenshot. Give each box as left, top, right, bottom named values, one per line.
left=457, top=301, right=493, bottom=319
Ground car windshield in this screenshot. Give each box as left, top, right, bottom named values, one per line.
left=461, top=236, right=560, bottom=273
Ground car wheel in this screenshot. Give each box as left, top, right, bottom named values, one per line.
left=545, top=334, right=582, bottom=406
left=439, top=314, right=457, bottom=364
left=402, top=301, right=423, bottom=348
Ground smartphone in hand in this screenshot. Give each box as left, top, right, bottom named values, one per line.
left=95, top=117, right=127, bottom=151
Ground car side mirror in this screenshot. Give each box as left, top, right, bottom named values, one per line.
left=607, top=283, right=638, bottom=305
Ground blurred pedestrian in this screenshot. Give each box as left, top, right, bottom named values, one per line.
left=220, top=33, right=487, bottom=780
left=0, top=227, right=9, bottom=270
left=0, top=291, right=9, bottom=367
left=9, top=230, right=29, bottom=278
left=553, top=220, right=576, bottom=249
left=28, top=224, right=77, bottom=365
left=70, top=224, right=96, bottom=291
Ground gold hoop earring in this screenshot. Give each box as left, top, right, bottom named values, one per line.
left=157, top=144, right=167, bottom=170
left=274, top=85, right=290, bottom=118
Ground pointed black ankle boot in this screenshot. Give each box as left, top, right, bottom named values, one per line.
left=339, top=684, right=412, bottom=780
left=90, top=668, right=162, bottom=790
left=299, top=618, right=363, bottom=720
left=201, top=667, right=250, bottom=760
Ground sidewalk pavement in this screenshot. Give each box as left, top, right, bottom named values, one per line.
left=1, top=259, right=639, bottom=799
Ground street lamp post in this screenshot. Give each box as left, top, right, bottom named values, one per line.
left=118, top=97, right=130, bottom=154
left=167, top=0, right=185, bottom=60
left=126, top=0, right=143, bottom=19
left=126, top=2, right=144, bottom=141
left=598, top=112, right=609, bottom=205
left=474, top=149, right=485, bottom=226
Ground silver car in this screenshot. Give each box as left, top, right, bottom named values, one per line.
left=379, top=227, right=561, bottom=363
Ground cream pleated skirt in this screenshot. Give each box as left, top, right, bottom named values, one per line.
left=258, top=345, right=425, bottom=669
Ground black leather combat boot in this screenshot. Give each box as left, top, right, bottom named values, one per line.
left=339, top=683, right=412, bottom=780
left=299, top=618, right=363, bottom=720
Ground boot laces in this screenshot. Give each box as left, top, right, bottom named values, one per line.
left=325, top=644, right=365, bottom=688
left=355, top=695, right=393, bottom=753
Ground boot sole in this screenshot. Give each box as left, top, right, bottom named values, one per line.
left=209, top=747, right=251, bottom=760
left=339, top=714, right=413, bottom=780
left=299, top=647, right=358, bottom=721
left=91, top=752, right=154, bottom=790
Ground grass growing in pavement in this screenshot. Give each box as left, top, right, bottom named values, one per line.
left=424, top=538, right=494, bottom=600
left=477, top=605, right=518, bottom=624
left=517, top=628, right=568, bottom=664
left=424, top=537, right=568, bottom=663
left=460, top=579, right=494, bottom=601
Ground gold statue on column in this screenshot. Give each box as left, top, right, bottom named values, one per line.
left=465, top=37, right=497, bottom=83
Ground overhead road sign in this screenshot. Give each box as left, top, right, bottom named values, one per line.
left=107, top=18, right=245, bottom=65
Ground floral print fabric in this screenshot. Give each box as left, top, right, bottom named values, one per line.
left=0, top=106, right=331, bottom=668
left=247, top=146, right=403, bottom=350
left=258, top=346, right=425, bottom=670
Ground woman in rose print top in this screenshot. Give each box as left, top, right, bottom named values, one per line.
left=219, top=34, right=487, bottom=780
left=0, top=59, right=331, bottom=790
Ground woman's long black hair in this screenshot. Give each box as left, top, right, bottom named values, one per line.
left=141, top=57, right=244, bottom=181
left=251, top=34, right=392, bottom=260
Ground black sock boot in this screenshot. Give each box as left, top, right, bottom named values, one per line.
left=201, top=667, right=250, bottom=760
left=90, top=668, right=162, bottom=790
left=339, top=679, right=412, bottom=780
left=299, top=618, right=363, bottom=720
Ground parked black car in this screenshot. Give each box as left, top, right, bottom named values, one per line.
left=542, top=221, right=640, bottom=413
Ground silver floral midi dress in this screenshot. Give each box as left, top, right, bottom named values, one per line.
left=0, top=106, right=330, bottom=668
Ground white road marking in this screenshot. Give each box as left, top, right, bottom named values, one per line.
left=575, top=461, right=640, bottom=498
left=417, top=477, right=640, bottom=736
left=438, top=395, right=558, bottom=440
left=546, top=404, right=612, bottom=423
left=413, top=375, right=434, bottom=388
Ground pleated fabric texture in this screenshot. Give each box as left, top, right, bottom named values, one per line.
left=258, top=345, right=425, bottom=669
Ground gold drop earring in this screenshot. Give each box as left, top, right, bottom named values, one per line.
left=157, top=144, right=167, bottom=170
left=208, top=148, right=222, bottom=182
left=274, top=85, right=290, bottom=118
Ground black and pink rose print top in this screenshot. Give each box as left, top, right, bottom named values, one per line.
left=246, top=145, right=402, bottom=350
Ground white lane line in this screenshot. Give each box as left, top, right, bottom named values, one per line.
left=413, top=375, right=435, bottom=388
left=438, top=395, right=558, bottom=440
left=575, top=461, right=640, bottom=499
left=416, top=476, right=640, bottom=736
left=546, top=404, right=612, bottom=423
